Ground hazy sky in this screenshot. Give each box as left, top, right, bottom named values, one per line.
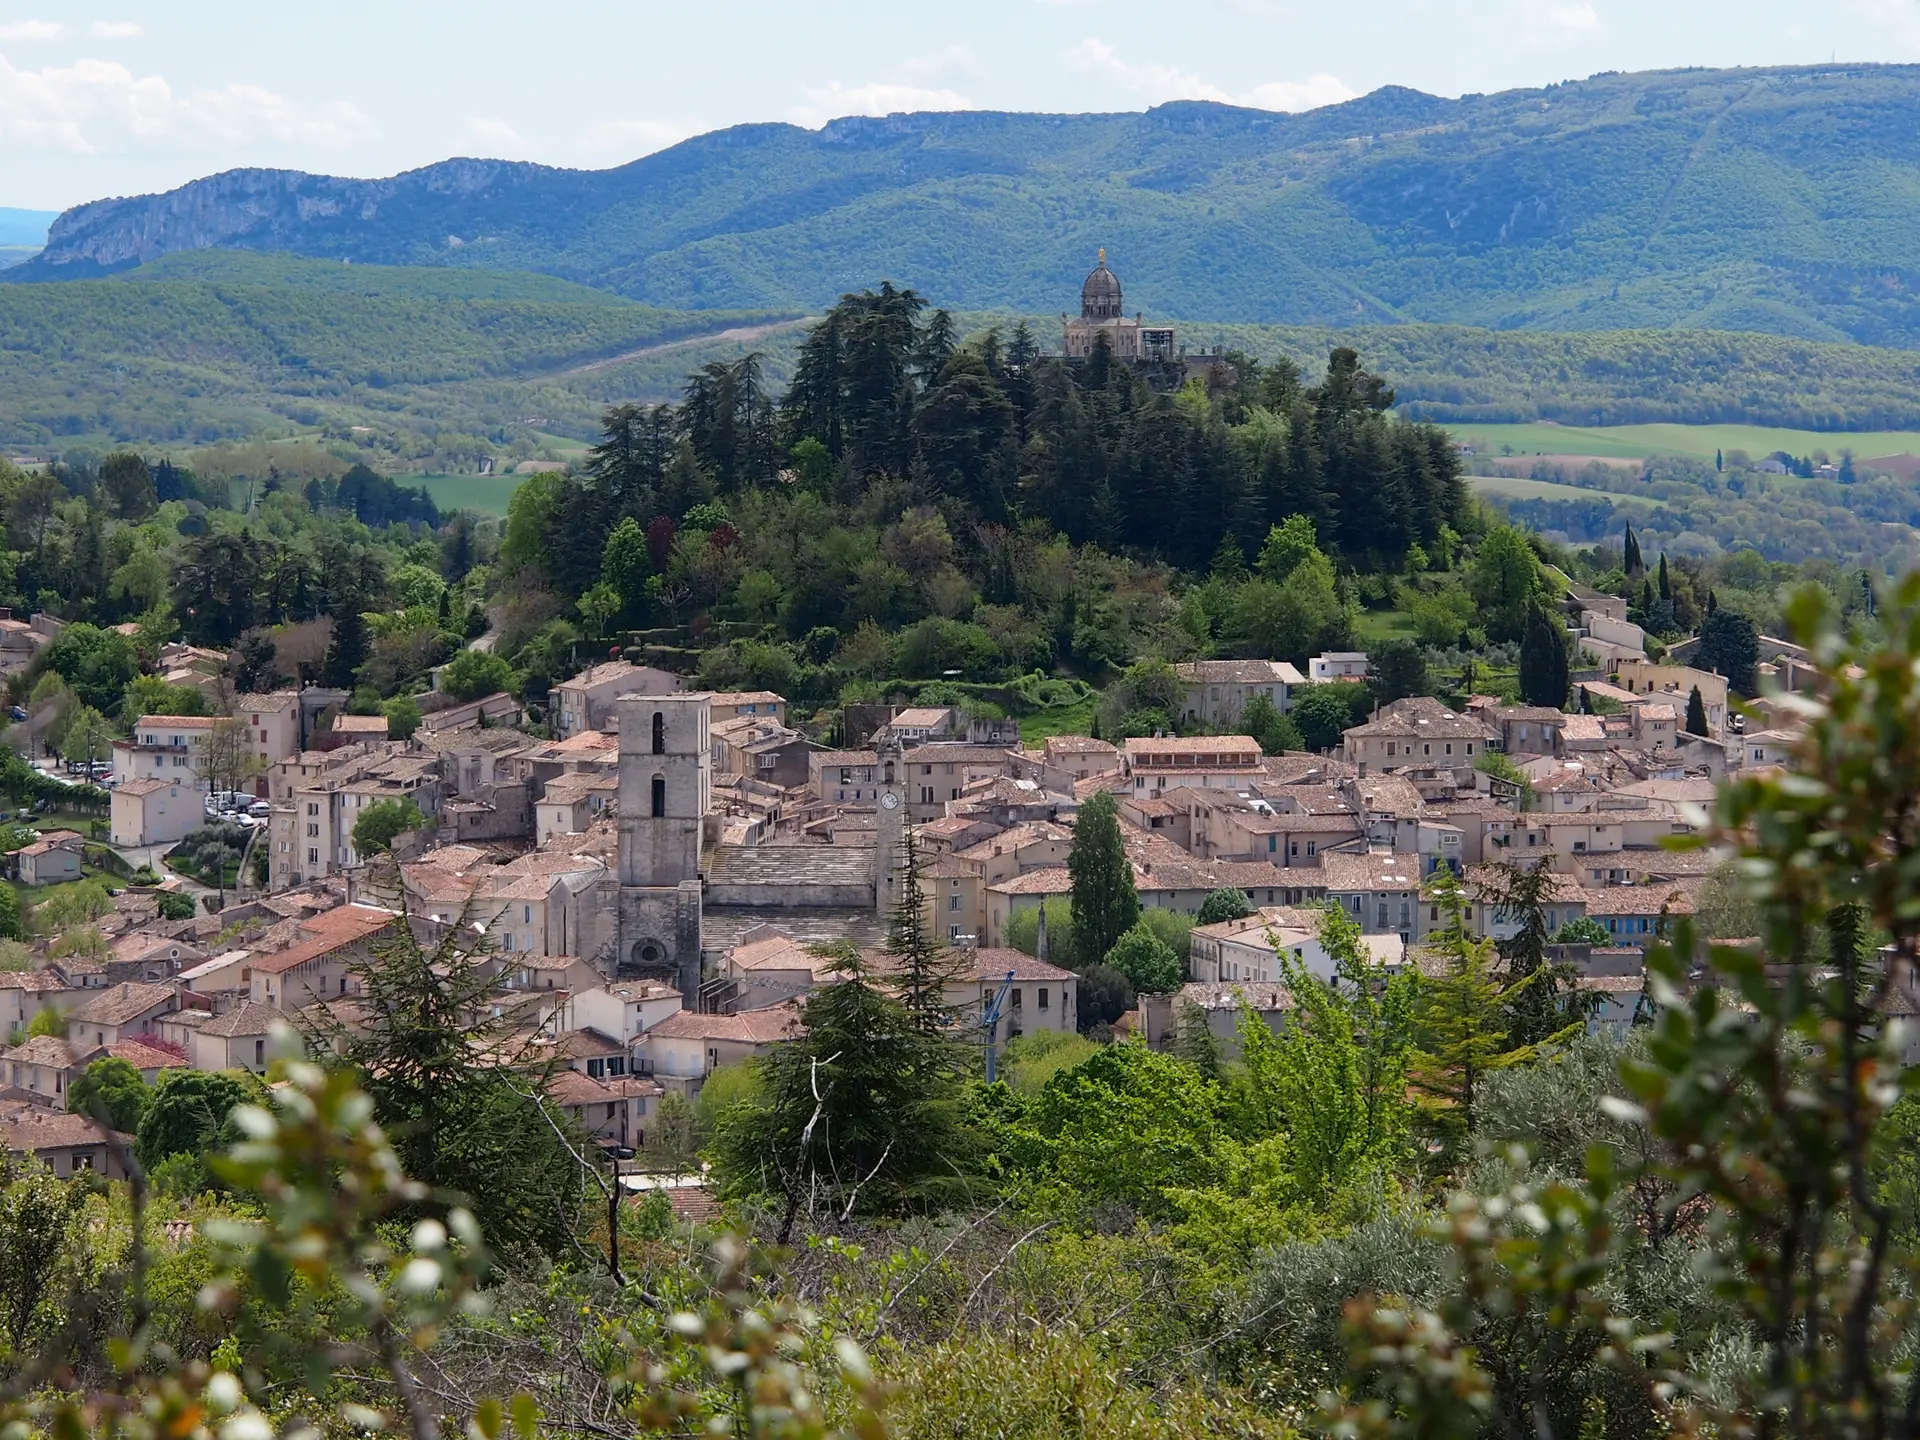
left=2, top=0, right=1917, bottom=212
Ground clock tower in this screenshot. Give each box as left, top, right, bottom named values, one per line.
left=875, top=738, right=908, bottom=917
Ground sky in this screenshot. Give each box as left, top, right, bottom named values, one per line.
left=1, top=0, right=1918, bottom=213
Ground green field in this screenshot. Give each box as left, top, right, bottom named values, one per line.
left=411, top=472, right=529, bottom=516
left=1467, top=474, right=1659, bottom=510
left=1449, top=422, right=1920, bottom=464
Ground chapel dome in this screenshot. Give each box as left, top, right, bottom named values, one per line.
left=1081, top=250, right=1123, bottom=320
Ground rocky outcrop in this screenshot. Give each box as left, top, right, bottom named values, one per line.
left=35, top=157, right=572, bottom=272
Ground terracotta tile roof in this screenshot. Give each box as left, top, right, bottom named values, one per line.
left=0, top=1105, right=127, bottom=1154
left=961, top=947, right=1076, bottom=983
left=249, top=905, right=397, bottom=976
left=2, top=1036, right=77, bottom=1067
left=645, top=1005, right=804, bottom=1045
left=192, top=1001, right=284, bottom=1038
left=134, top=715, right=219, bottom=729
left=68, top=982, right=176, bottom=1028
left=106, top=1038, right=187, bottom=1070
left=1124, top=735, right=1263, bottom=757
left=986, top=866, right=1073, bottom=896
left=1173, top=980, right=1295, bottom=1012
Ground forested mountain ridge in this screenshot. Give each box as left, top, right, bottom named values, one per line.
left=23, top=64, right=1920, bottom=346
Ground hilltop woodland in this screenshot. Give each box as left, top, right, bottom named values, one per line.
left=9, top=586, right=1920, bottom=1440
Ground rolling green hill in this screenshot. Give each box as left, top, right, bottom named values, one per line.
left=26, top=65, right=1920, bottom=349
left=0, top=254, right=799, bottom=453
left=17, top=251, right=1920, bottom=455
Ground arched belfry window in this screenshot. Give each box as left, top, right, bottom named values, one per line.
left=651, top=711, right=665, bottom=755
left=884, top=760, right=895, bottom=784
left=651, top=773, right=666, bottom=818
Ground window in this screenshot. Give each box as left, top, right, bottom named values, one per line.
left=1306, top=841, right=1318, bottom=857
left=1445, top=743, right=1453, bottom=756
left=651, top=774, right=666, bottom=818
left=651, top=712, right=665, bottom=755
left=523, top=905, right=532, bottom=924
left=758, top=753, right=777, bottom=770
left=1010, top=987, right=1022, bottom=1009
left=254, top=1039, right=264, bottom=1067
left=1037, top=987, right=1048, bottom=1010
left=306, top=823, right=318, bottom=837
left=307, top=848, right=318, bottom=865
left=307, top=803, right=318, bottom=817
left=949, top=894, right=962, bottom=911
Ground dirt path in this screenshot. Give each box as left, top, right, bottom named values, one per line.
left=553, top=318, right=813, bottom=379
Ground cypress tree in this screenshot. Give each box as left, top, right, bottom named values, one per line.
left=1639, top=577, right=1655, bottom=616
left=1518, top=601, right=1571, bottom=708
left=1657, top=553, right=1671, bottom=602
left=1623, top=523, right=1643, bottom=578
left=1686, top=685, right=1709, bottom=736
left=1069, top=789, right=1139, bottom=970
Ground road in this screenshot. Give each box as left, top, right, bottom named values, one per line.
left=551, top=319, right=812, bottom=379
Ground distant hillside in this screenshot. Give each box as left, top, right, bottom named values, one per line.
left=24, top=65, right=1920, bottom=347
left=0, top=208, right=55, bottom=247
left=0, top=253, right=797, bottom=454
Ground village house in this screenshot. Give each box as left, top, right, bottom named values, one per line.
left=808, top=750, right=880, bottom=805
left=903, top=742, right=1020, bottom=822
left=534, top=771, right=617, bottom=845
left=0, top=1105, right=133, bottom=1178
left=13, top=829, right=84, bottom=886
left=1342, top=698, right=1494, bottom=773
left=550, top=660, right=684, bottom=738
left=238, top=692, right=304, bottom=771
left=1174, top=659, right=1308, bottom=725
left=244, top=904, right=398, bottom=1009
left=65, top=981, right=178, bottom=1049
left=110, top=778, right=199, bottom=848
left=111, top=714, right=220, bottom=792
left=640, top=1005, right=804, bottom=1094
left=1310, top=653, right=1371, bottom=682
left=569, top=981, right=686, bottom=1049
left=1123, top=735, right=1265, bottom=794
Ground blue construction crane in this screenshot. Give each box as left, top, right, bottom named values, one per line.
left=980, top=968, right=1017, bottom=1084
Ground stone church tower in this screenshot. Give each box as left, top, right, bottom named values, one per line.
left=616, top=691, right=710, bottom=1000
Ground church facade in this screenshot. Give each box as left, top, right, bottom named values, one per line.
left=1062, top=251, right=1175, bottom=363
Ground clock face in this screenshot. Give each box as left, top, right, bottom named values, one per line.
left=881, top=791, right=900, bottom=810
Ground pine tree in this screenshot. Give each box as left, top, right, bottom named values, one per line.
left=1686, top=685, right=1709, bottom=736
left=883, top=825, right=969, bottom=1034
left=713, top=944, right=973, bottom=1241
left=1069, top=789, right=1139, bottom=969
left=1478, top=857, right=1596, bottom=1047
left=322, top=594, right=370, bottom=689
left=1411, top=870, right=1569, bottom=1143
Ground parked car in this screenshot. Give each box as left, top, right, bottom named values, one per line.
left=7, top=707, right=24, bottom=722
left=248, top=800, right=271, bottom=818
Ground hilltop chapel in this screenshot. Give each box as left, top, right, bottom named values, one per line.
left=1062, top=250, right=1176, bottom=362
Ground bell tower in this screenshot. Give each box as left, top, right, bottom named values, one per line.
left=616, top=691, right=710, bottom=1000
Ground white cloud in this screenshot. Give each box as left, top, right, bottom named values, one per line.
left=1069, top=38, right=1356, bottom=112
left=465, top=116, right=525, bottom=152
left=88, top=20, right=143, bottom=38
left=578, top=116, right=704, bottom=158
left=1068, top=38, right=1232, bottom=103
left=1518, top=0, right=1602, bottom=46
left=0, top=53, right=376, bottom=154
left=0, top=19, right=62, bottom=40
left=789, top=80, right=974, bottom=128
left=1244, top=74, right=1363, bottom=111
